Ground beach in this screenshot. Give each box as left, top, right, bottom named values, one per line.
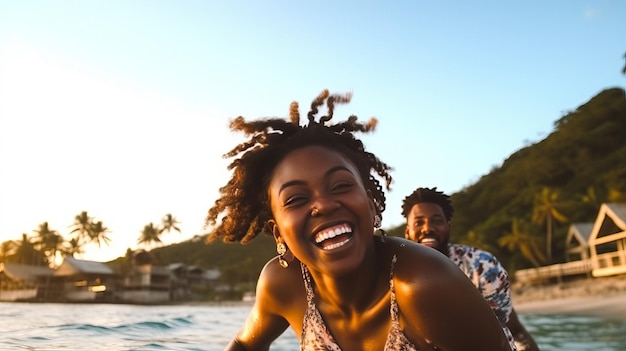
left=512, top=274, right=626, bottom=320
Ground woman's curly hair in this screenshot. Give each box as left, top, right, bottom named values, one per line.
left=205, top=89, right=393, bottom=244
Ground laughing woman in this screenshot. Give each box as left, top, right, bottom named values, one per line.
left=205, top=90, right=513, bottom=351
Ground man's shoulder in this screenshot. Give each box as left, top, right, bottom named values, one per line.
left=448, top=243, right=498, bottom=261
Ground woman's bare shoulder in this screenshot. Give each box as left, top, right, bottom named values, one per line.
left=256, top=257, right=306, bottom=309
left=382, top=237, right=511, bottom=350
left=383, top=237, right=473, bottom=294
left=384, top=237, right=457, bottom=268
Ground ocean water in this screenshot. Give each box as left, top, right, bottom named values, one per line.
left=0, top=302, right=625, bottom=350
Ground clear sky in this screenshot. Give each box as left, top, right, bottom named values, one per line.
left=1, top=1, right=624, bottom=262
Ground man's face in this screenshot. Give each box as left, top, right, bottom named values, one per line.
left=404, top=202, right=451, bottom=254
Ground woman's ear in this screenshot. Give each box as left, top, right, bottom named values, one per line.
left=267, top=219, right=280, bottom=242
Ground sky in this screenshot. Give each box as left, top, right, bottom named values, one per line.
left=1, top=1, right=624, bottom=262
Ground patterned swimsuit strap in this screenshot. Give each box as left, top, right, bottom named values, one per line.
left=388, top=255, right=400, bottom=322
left=300, top=262, right=316, bottom=305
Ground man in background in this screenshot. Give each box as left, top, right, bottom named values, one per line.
left=402, top=187, right=540, bottom=351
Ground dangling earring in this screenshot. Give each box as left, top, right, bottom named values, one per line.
left=373, top=214, right=381, bottom=228
left=373, top=214, right=386, bottom=242
left=276, top=242, right=289, bottom=268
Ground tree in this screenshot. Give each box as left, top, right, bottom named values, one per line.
left=138, top=222, right=162, bottom=249
left=531, top=187, right=568, bottom=262
left=498, top=218, right=546, bottom=268
left=62, top=238, right=84, bottom=257
left=0, top=240, right=16, bottom=263
left=160, top=213, right=181, bottom=235
left=11, top=233, right=47, bottom=265
left=69, top=211, right=112, bottom=253
left=33, top=223, right=64, bottom=266
left=69, top=211, right=92, bottom=246
left=90, top=220, right=112, bottom=248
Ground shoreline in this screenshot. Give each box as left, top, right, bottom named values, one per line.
left=512, top=274, right=626, bottom=320
left=514, top=293, right=626, bottom=320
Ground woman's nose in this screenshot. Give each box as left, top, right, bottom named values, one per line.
left=311, top=195, right=340, bottom=215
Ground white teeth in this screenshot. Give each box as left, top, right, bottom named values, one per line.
left=323, top=238, right=350, bottom=250
left=315, top=224, right=352, bottom=244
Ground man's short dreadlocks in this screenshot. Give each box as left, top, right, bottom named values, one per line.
left=401, top=187, right=454, bottom=221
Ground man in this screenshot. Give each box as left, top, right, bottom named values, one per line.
left=402, top=187, right=540, bottom=351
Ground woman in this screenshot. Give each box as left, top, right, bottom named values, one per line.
left=205, top=90, right=513, bottom=350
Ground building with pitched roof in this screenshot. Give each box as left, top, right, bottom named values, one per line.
left=588, top=203, right=626, bottom=277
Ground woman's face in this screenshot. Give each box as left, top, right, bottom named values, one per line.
left=268, top=145, right=376, bottom=276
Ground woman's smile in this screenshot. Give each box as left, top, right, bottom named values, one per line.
left=313, top=223, right=353, bottom=250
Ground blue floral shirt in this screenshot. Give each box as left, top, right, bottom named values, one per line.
left=447, top=243, right=517, bottom=350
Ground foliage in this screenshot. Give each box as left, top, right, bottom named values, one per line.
left=531, top=187, right=568, bottom=262
left=108, top=234, right=278, bottom=289
left=138, top=222, right=162, bottom=249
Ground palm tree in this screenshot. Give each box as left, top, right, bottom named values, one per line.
left=498, top=218, right=546, bottom=268
left=11, top=233, right=46, bottom=265
left=90, top=220, right=112, bottom=248
left=69, top=211, right=92, bottom=245
left=62, top=237, right=84, bottom=257
left=160, top=213, right=181, bottom=235
left=69, top=211, right=112, bottom=253
left=33, top=222, right=64, bottom=267
left=138, top=222, right=162, bottom=249
left=531, top=187, right=568, bottom=262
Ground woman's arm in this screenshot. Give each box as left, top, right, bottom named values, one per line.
left=225, top=302, right=288, bottom=351
left=225, top=337, right=252, bottom=351
left=223, top=258, right=299, bottom=351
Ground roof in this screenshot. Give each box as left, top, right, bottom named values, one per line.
left=605, top=203, right=626, bottom=226
left=0, top=263, right=53, bottom=280
left=568, top=222, right=594, bottom=243
left=54, top=257, right=114, bottom=276
left=589, top=202, right=626, bottom=243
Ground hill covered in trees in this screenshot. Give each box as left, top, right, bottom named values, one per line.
left=145, top=86, right=626, bottom=285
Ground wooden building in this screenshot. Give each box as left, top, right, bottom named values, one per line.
left=588, top=203, right=626, bottom=277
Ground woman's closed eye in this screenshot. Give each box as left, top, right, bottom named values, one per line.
left=330, top=180, right=354, bottom=193
left=282, top=194, right=309, bottom=208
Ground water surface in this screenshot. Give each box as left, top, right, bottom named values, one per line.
left=0, top=302, right=624, bottom=350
